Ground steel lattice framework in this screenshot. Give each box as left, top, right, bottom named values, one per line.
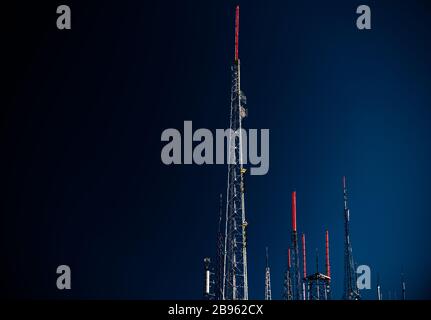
left=216, top=194, right=224, bottom=300
left=222, top=6, right=249, bottom=300
left=264, top=247, right=272, bottom=300
left=342, top=176, right=360, bottom=300
left=283, top=249, right=293, bottom=300
left=291, top=231, right=302, bottom=299
left=290, top=192, right=303, bottom=300
left=304, top=248, right=331, bottom=300
left=305, top=273, right=331, bottom=300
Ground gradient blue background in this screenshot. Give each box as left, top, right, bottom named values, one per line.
left=1, top=0, right=431, bottom=299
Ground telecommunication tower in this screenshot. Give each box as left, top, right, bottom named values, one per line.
left=264, top=247, right=272, bottom=300
left=302, top=233, right=307, bottom=300
left=222, top=5, right=249, bottom=300
left=305, top=250, right=331, bottom=300
left=216, top=194, right=224, bottom=300
left=283, top=248, right=293, bottom=300
left=290, top=191, right=302, bottom=300
left=342, top=176, right=360, bottom=300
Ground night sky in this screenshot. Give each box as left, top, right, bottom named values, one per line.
left=2, top=0, right=431, bottom=299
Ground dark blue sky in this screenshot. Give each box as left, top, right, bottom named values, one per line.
left=2, top=0, right=431, bottom=299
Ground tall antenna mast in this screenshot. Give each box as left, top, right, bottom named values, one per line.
left=235, top=6, right=239, bottom=62
left=342, top=176, right=360, bottom=300
left=283, top=248, right=293, bottom=300
left=302, top=233, right=307, bottom=300
left=264, top=247, right=272, bottom=300
left=325, top=230, right=332, bottom=299
left=302, top=234, right=307, bottom=280
left=215, top=194, right=224, bottom=300
left=325, top=230, right=331, bottom=280
left=222, top=5, right=249, bottom=300
left=290, top=191, right=303, bottom=300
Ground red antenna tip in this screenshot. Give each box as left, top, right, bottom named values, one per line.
left=234, top=6, right=240, bottom=61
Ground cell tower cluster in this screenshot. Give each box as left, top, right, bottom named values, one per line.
left=282, top=191, right=332, bottom=301
left=202, top=5, right=406, bottom=301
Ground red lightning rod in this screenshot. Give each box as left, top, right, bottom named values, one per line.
left=234, top=6, right=239, bottom=61
left=292, top=191, right=297, bottom=232
left=325, top=230, right=331, bottom=279
left=302, top=233, right=307, bottom=279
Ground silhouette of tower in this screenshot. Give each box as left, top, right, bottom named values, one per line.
left=222, top=6, right=249, bottom=300
left=264, top=247, right=272, bottom=300
left=342, top=176, right=360, bottom=300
